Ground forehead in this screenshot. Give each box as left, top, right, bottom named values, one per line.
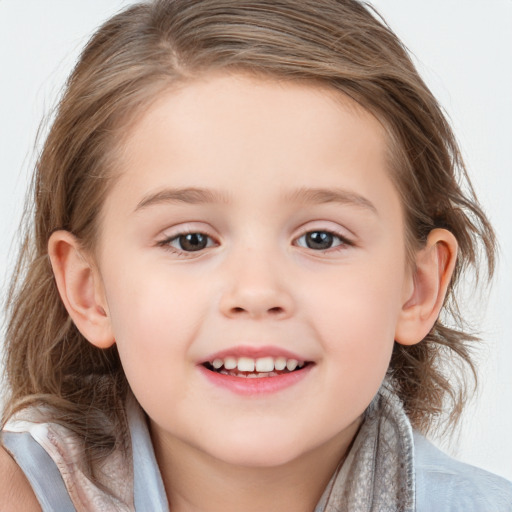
left=107, top=72, right=399, bottom=220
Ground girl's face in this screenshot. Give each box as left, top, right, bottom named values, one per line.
left=95, top=73, right=413, bottom=467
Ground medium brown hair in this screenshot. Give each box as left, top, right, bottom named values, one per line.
left=2, top=0, right=496, bottom=463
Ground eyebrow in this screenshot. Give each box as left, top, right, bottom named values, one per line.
left=135, top=187, right=231, bottom=211
left=134, top=186, right=378, bottom=215
left=284, top=187, right=378, bottom=215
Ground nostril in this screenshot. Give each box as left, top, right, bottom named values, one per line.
left=229, top=306, right=285, bottom=316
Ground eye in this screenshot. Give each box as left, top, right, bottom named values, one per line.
left=295, top=230, right=351, bottom=251
left=158, top=231, right=216, bottom=253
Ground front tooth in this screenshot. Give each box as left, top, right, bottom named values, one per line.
left=212, top=359, right=223, bottom=369
left=255, top=357, right=274, bottom=372
left=274, top=357, right=287, bottom=371
left=286, top=359, right=298, bottom=371
left=237, top=357, right=255, bottom=372
left=224, top=357, right=237, bottom=370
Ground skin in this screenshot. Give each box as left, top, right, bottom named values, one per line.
left=0, top=446, right=41, bottom=511
left=47, top=73, right=457, bottom=512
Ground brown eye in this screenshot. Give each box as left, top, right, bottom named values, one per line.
left=177, top=233, right=209, bottom=251
left=159, top=231, right=216, bottom=253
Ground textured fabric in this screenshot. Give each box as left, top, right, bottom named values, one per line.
left=2, top=388, right=512, bottom=511
left=314, top=388, right=416, bottom=512
left=2, top=406, right=134, bottom=511
left=1, top=431, right=76, bottom=512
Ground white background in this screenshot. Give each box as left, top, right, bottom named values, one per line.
left=1, top=1, right=511, bottom=480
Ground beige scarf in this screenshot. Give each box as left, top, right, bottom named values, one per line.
left=316, top=387, right=415, bottom=511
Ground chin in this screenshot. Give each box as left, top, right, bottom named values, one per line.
left=203, top=429, right=314, bottom=469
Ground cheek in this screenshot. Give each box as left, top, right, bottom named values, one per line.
left=101, top=266, right=209, bottom=393
left=105, top=260, right=205, bottom=337
left=312, top=260, right=403, bottom=338
left=308, top=255, right=405, bottom=383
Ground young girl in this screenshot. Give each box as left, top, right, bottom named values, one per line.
left=1, top=0, right=511, bottom=510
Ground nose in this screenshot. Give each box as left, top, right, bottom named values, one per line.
left=218, top=246, right=295, bottom=320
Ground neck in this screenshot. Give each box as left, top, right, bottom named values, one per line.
left=150, top=419, right=360, bottom=512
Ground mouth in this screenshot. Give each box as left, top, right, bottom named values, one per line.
left=198, top=347, right=315, bottom=395
left=202, top=355, right=313, bottom=379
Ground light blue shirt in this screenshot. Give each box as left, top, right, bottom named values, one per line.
left=414, top=431, right=512, bottom=511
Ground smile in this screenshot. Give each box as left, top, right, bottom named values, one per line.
left=204, top=356, right=307, bottom=378
left=199, top=349, right=314, bottom=395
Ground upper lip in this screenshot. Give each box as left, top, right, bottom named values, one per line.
left=200, top=345, right=311, bottom=364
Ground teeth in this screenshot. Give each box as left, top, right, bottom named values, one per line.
left=209, top=355, right=306, bottom=374
left=224, top=356, right=237, bottom=370
left=237, top=357, right=255, bottom=372
left=274, top=357, right=287, bottom=371
left=255, top=357, right=274, bottom=372
left=286, top=359, right=298, bottom=371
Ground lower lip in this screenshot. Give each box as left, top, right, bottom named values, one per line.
left=198, top=364, right=314, bottom=396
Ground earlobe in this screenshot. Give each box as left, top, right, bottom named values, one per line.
left=48, top=230, right=115, bottom=349
left=395, top=228, right=458, bottom=346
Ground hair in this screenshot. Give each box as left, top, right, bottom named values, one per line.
left=2, top=0, right=496, bottom=467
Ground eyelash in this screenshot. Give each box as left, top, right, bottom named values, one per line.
left=156, top=229, right=354, bottom=258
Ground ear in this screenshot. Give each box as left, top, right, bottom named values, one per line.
left=48, top=230, right=115, bottom=349
left=395, top=228, right=458, bottom=346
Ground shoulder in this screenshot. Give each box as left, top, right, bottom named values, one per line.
left=413, top=431, right=512, bottom=511
left=0, top=444, right=42, bottom=512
